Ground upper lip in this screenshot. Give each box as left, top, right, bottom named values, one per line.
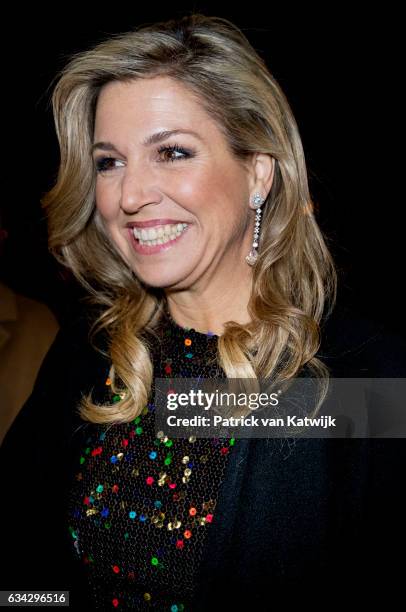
left=126, top=219, right=188, bottom=228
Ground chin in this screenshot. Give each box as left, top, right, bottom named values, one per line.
left=132, top=266, right=193, bottom=290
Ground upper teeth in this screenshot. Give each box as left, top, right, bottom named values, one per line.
left=133, top=223, right=188, bottom=243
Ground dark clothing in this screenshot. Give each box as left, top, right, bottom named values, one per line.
left=66, top=310, right=230, bottom=610
left=0, top=304, right=405, bottom=609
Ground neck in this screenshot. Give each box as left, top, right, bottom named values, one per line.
left=164, top=274, right=253, bottom=337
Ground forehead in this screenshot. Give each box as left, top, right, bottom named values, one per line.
left=95, top=76, right=211, bottom=131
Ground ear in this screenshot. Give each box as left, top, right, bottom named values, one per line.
left=247, top=153, right=275, bottom=197
left=255, top=153, right=275, bottom=196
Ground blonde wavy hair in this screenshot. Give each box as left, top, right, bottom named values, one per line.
left=41, top=13, right=337, bottom=425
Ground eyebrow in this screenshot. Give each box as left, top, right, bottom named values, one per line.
left=91, top=129, right=203, bottom=155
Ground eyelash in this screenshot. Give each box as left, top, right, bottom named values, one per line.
left=94, top=143, right=194, bottom=174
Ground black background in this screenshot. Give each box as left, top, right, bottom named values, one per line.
left=1, top=4, right=403, bottom=336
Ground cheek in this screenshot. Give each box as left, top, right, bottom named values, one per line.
left=95, top=181, right=119, bottom=221
left=201, top=161, right=249, bottom=213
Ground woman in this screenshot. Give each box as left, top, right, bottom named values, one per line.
left=1, top=13, right=405, bottom=611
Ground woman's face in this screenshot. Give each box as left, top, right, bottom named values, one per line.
left=92, top=76, right=265, bottom=290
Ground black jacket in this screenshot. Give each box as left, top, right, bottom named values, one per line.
left=0, top=304, right=405, bottom=610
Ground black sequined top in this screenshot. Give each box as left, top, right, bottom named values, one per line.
left=67, top=308, right=234, bottom=610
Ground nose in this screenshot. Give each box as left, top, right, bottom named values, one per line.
left=119, top=160, right=162, bottom=213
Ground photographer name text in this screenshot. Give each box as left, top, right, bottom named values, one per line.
left=166, top=414, right=337, bottom=428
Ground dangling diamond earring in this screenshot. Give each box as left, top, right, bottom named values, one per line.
left=245, top=192, right=265, bottom=266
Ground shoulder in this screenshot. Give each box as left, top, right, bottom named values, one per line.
left=317, top=302, right=406, bottom=377
left=0, top=305, right=109, bottom=450
left=42, top=303, right=109, bottom=365
left=15, top=292, right=59, bottom=332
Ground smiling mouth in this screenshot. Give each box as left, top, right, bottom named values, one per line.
left=131, top=223, right=188, bottom=246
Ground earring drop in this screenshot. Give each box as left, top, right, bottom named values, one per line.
left=246, top=192, right=265, bottom=266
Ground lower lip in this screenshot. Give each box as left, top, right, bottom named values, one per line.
left=128, top=227, right=189, bottom=255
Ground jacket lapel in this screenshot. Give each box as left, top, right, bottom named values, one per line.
left=194, top=437, right=252, bottom=595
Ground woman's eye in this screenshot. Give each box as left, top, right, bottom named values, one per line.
left=157, top=144, right=194, bottom=163
left=95, top=157, right=124, bottom=173
left=94, top=144, right=194, bottom=174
